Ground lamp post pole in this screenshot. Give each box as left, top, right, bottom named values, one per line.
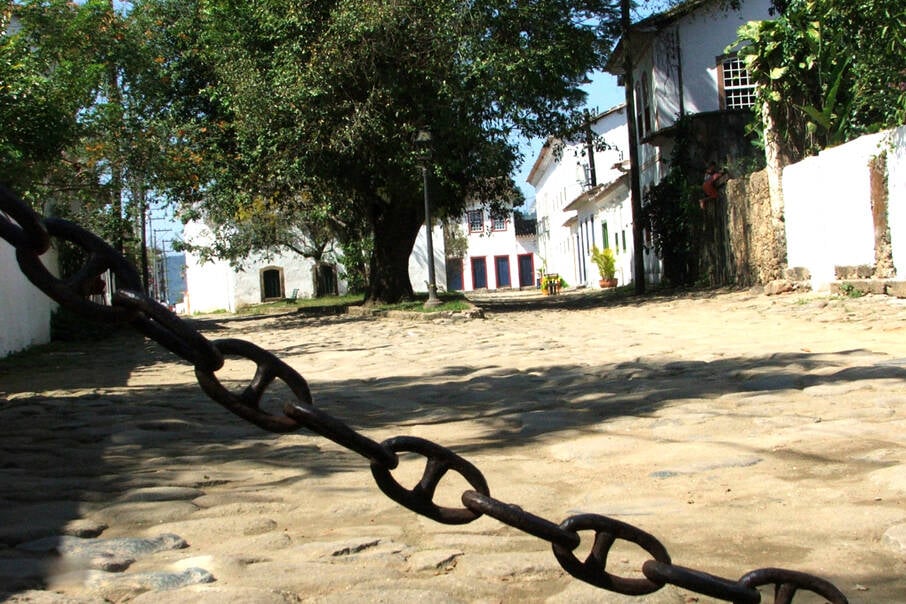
left=417, top=129, right=441, bottom=308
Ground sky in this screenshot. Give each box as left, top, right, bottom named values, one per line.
left=512, top=70, right=627, bottom=214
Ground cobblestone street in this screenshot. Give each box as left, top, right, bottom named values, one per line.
left=2, top=288, right=905, bottom=603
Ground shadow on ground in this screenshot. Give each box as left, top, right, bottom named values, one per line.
left=0, top=319, right=901, bottom=598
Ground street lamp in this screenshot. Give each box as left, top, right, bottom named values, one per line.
left=416, top=129, right=441, bottom=308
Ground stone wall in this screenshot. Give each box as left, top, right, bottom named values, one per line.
left=723, top=169, right=785, bottom=286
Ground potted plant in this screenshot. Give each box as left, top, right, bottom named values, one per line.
left=591, top=245, right=617, bottom=288
left=540, top=273, right=564, bottom=295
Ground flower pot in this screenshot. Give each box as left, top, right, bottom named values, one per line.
left=599, top=278, right=618, bottom=289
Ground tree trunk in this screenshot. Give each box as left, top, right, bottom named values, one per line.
left=365, top=198, right=422, bottom=304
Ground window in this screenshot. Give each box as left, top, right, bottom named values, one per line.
left=468, top=209, right=483, bottom=233
left=602, top=222, right=610, bottom=249
left=718, top=55, right=756, bottom=110
left=491, top=214, right=507, bottom=232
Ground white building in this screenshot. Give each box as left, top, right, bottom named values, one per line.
left=446, top=203, right=538, bottom=291
left=527, top=104, right=635, bottom=288
left=182, top=220, right=445, bottom=313
left=607, top=0, right=775, bottom=192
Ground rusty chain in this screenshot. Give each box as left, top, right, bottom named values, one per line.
left=0, top=187, right=849, bottom=603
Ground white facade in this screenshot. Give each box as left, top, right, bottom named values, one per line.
left=183, top=220, right=445, bottom=313
left=409, top=224, right=448, bottom=294
left=784, top=127, right=906, bottom=290
left=565, top=176, right=636, bottom=287
left=0, top=241, right=58, bottom=357
left=450, top=204, right=538, bottom=291
left=182, top=220, right=347, bottom=313
left=616, top=0, right=774, bottom=191
left=528, top=105, right=633, bottom=288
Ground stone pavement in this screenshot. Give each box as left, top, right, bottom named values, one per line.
left=1, top=288, right=905, bottom=602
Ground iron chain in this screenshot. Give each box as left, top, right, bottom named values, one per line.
left=0, top=190, right=849, bottom=603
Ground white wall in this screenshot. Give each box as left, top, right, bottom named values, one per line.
left=595, top=182, right=635, bottom=286
left=1, top=241, right=58, bottom=357
left=530, top=149, right=584, bottom=284
left=184, top=254, right=236, bottom=313
left=678, top=0, right=773, bottom=115
left=182, top=220, right=329, bottom=313
left=409, top=224, right=447, bottom=293
left=184, top=219, right=441, bottom=309
left=529, top=106, right=630, bottom=286
left=783, top=129, right=900, bottom=290
left=231, top=250, right=319, bottom=306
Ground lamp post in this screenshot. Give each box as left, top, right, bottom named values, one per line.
left=416, top=129, right=441, bottom=308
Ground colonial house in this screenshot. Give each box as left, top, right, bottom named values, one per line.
left=528, top=104, right=635, bottom=288
left=605, top=0, right=775, bottom=192
left=445, top=203, right=539, bottom=292
left=182, top=220, right=445, bottom=313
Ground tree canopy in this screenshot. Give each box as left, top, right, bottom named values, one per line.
left=734, top=0, right=906, bottom=161
left=137, top=0, right=621, bottom=303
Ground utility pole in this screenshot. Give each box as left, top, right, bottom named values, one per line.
left=159, top=239, right=170, bottom=305
left=584, top=110, right=597, bottom=188
left=621, top=0, right=647, bottom=294
left=106, top=0, right=125, bottom=253
left=153, top=228, right=171, bottom=302
left=138, top=186, right=150, bottom=294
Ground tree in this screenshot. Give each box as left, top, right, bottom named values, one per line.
left=177, top=187, right=350, bottom=270
left=1, top=0, right=175, bottom=278
left=734, top=0, right=906, bottom=162
left=0, top=1, right=106, bottom=202
left=141, top=0, right=621, bottom=304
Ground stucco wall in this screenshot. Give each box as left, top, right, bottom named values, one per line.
left=183, top=252, right=236, bottom=313
left=723, top=127, right=906, bottom=290
left=783, top=131, right=890, bottom=289
left=1, top=241, right=58, bottom=357
left=677, top=0, right=774, bottom=115
left=595, top=183, right=636, bottom=286
left=529, top=107, right=630, bottom=285
left=409, top=225, right=447, bottom=293
left=183, top=219, right=441, bottom=310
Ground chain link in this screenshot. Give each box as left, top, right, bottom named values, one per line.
left=0, top=189, right=850, bottom=603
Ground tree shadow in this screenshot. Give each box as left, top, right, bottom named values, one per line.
left=465, top=285, right=741, bottom=314
left=1, top=331, right=902, bottom=598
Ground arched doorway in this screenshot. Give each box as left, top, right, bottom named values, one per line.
left=260, top=266, right=284, bottom=301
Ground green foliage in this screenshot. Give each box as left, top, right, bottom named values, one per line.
left=838, top=282, right=865, bottom=298
left=137, top=0, right=622, bottom=303
left=590, top=245, right=616, bottom=280
left=1, top=0, right=187, bottom=274
left=339, top=231, right=373, bottom=295
left=642, top=168, right=701, bottom=286
left=733, top=0, right=906, bottom=160
left=443, top=221, right=469, bottom=259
